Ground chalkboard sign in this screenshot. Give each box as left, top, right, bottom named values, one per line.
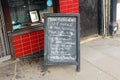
left=44, top=13, right=80, bottom=72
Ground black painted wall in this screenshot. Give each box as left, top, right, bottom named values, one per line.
left=80, top=0, right=99, bottom=37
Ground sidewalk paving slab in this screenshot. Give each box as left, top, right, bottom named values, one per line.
left=0, top=37, right=120, bottom=80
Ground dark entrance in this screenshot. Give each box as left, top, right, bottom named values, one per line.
left=80, top=0, right=99, bottom=37
left=0, top=1, right=11, bottom=61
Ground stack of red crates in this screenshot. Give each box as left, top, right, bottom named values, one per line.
left=12, top=30, right=44, bottom=58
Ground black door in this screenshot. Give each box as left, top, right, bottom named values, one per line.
left=80, top=0, right=99, bottom=37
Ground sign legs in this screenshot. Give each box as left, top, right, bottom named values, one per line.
left=76, top=64, right=80, bottom=72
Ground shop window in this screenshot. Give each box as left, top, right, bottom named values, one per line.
left=8, top=0, right=53, bottom=31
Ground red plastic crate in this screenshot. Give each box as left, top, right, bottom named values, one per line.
left=14, top=48, right=23, bottom=54
left=24, top=50, right=31, bottom=55
left=15, top=53, right=23, bottom=58
left=32, top=47, right=39, bottom=52
left=23, top=45, right=31, bottom=51
left=12, top=36, right=21, bottom=42
left=22, top=41, right=31, bottom=46
left=59, top=0, right=79, bottom=13
left=22, top=34, right=29, bottom=38
left=12, top=30, right=44, bottom=58
left=13, top=43, right=22, bottom=49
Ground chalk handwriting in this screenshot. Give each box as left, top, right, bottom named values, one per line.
left=46, top=17, right=77, bottom=62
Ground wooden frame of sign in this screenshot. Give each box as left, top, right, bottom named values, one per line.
left=44, top=13, right=80, bottom=72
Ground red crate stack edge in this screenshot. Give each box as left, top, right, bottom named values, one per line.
left=12, top=30, right=44, bottom=58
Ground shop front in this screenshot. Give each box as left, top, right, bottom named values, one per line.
left=0, top=0, right=80, bottom=60
left=0, top=0, right=103, bottom=61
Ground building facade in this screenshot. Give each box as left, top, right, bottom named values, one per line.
left=0, top=0, right=116, bottom=61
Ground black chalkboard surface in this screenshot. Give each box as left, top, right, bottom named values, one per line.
left=44, top=13, right=80, bottom=72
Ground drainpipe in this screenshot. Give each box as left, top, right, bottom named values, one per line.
left=99, top=0, right=108, bottom=37
left=109, top=0, right=118, bottom=36
left=103, top=0, right=106, bottom=36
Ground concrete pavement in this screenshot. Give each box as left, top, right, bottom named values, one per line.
left=0, top=37, right=120, bottom=80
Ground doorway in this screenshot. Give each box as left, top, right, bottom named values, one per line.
left=0, top=1, right=11, bottom=62
left=80, top=0, right=100, bottom=37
